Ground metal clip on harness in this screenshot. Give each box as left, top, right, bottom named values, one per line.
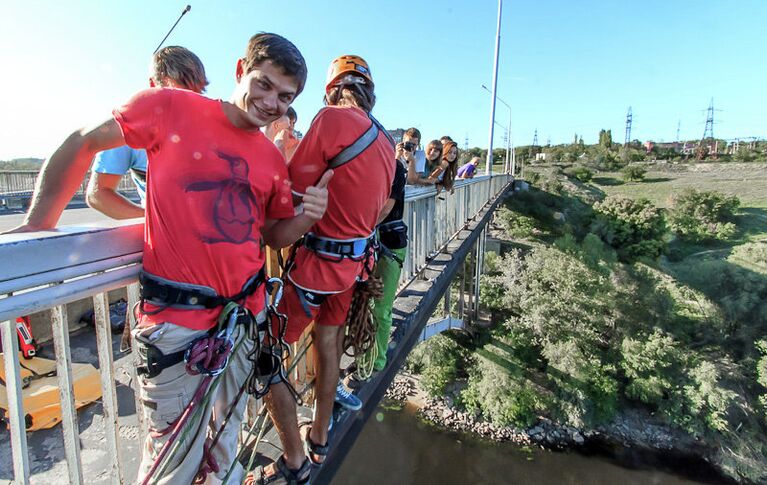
left=245, top=277, right=303, bottom=405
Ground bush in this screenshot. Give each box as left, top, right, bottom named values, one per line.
left=621, top=164, right=647, bottom=182
left=757, top=340, right=767, bottom=419
left=592, top=196, right=666, bottom=260
left=497, top=207, right=537, bottom=239
left=540, top=174, right=564, bottom=194
left=591, top=149, right=624, bottom=171
left=406, top=334, right=465, bottom=397
left=668, top=189, right=740, bottom=243
left=621, top=330, right=684, bottom=405
left=460, top=357, right=543, bottom=427
left=680, top=361, right=737, bottom=433
left=523, top=170, right=541, bottom=185
left=563, top=165, right=594, bottom=183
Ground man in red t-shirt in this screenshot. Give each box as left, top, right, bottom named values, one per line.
left=259, top=54, right=395, bottom=480
left=6, top=34, right=330, bottom=484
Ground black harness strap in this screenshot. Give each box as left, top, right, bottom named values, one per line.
left=327, top=113, right=395, bottom=170
left=136, top=346, right=186, bottom=379
left=139, top=267, right=266, bottom=312
left=303, top=233, right=373, bottom=260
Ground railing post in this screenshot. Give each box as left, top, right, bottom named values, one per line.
left=51, top=304, right=85, bottom=485
left=473, top=229, right=484, bottom=323
left=93, top=292, right=125, bottom=484
left=459, top=260, right=466, bottom=320
left=1, top=319, right=30, bottom=485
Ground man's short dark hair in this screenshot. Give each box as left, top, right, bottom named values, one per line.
left=405, top=127, right=421, bottom=140
left=242, top=33, right=308, bottom=95
left=286, top=107, right=297, bottom=122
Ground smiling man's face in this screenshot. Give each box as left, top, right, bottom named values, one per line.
left=233, top=59, right=299, bottom=129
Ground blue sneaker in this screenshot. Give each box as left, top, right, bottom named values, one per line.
left=335, top=381, right=362, bottom=411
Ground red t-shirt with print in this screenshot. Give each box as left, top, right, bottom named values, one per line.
left=288, top=106, right=395, bottom=293
left=113, top=88, right=295, bottom=330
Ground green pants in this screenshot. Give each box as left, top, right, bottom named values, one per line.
left=371, top=246, right=407, bottom=371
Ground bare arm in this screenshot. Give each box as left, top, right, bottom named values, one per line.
left=3, top=119, right=125, bottom=233
left=262, top=170, right=333, bottom=248
left=404, top=151, right=435, bottom=186
left=428, top=161, right=448, bottom=181
left=377, top=198, right=395, bottom=224
left=86, top=172, right=144, bottom=219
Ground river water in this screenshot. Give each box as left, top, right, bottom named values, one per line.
left=336, top=404, right=725, bottom=485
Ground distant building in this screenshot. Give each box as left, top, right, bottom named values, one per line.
left=388, top=128, right=405, bottom=143
left=534, top=152, right=547, bottom=161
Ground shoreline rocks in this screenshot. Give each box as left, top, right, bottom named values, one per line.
left=385, top=373, right=713, bottom=460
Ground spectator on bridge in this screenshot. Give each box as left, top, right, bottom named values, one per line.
left=401, top=127, right=433, bottom=186
left=432, top=140, right=459, bottom=195
left=85, top=46, right=209, bottom=219
left=265, top=106, right=299, bottom=161
left=423, top=139, right=444, bottom=180
left=5, top=33, right=331, bottom=485
left=457, top=156, right=481, bottom=179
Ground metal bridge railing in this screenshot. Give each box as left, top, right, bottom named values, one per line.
left=0, top=174, right=511, bottom=484
left=0, top=170, right=137, bottom=198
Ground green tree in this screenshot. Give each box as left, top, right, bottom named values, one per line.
left=668, top=189, right=740, bottom=242
left=592, top=196, right=666, bottom=260
left=598, top=129, right=613, bottom=149
left=621, top=164, right=647, bottom=182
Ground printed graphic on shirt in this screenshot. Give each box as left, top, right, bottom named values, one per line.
left=184, top=150, right=261, bottom=244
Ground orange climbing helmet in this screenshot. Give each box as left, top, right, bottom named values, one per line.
left=325, top=55, right=373, bottom=93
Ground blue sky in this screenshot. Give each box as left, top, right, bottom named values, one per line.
left=1, top=0, right=765, bottom=160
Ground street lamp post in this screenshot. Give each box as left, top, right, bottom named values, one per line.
left=482, top=84, right=512, bottom=175
left=485, top=0, right=503, bottom=176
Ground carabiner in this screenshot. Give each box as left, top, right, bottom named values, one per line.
left=267, top=277, right=284, bottom=309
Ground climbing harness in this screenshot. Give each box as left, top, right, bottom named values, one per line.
left=245, top=278, right=302, bottom=404
left=139, top=267, right=266, bottom=313
left=327, top=112, right=393, bottom=169
left=136, top=268, right=300, bottom=484
left=303, top=232, right=376, bottom=262
left=139, top=303, right=248, bottom=485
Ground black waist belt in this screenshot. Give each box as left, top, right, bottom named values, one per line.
left=136, top=345, right=186, bottom=379
left=303, top=233, right=375, bottom=260
left=378, top=219, right=407, bottom=233
left=139, top=267, right=266, bottom=310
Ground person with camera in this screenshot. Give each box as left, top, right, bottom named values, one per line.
left=399, top=127, right=433, bottom=186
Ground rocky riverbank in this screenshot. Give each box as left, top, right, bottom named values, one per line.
left=384, top=373, right=726, bottom=480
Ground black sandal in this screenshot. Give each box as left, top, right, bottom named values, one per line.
left=254, top=455, right=311, bottom=485
left=299, top=420, right=330, bottom=466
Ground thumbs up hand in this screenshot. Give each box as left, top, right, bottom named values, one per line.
left=302, top=169, right=334, bottom=221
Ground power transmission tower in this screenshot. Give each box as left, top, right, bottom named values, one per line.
left=697, top=98, right=720, bottom=159
left=464, top=133, right=469, bottom=151
left=676, top=120, right=681, bottom=143
left=702, top=98, right=715, bottom=141
left=624, top=106, right=633, bottom=147
left=532, top=129, right=538, bottom=148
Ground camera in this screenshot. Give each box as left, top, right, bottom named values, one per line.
left=402, top=141, right=415, bottom=152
